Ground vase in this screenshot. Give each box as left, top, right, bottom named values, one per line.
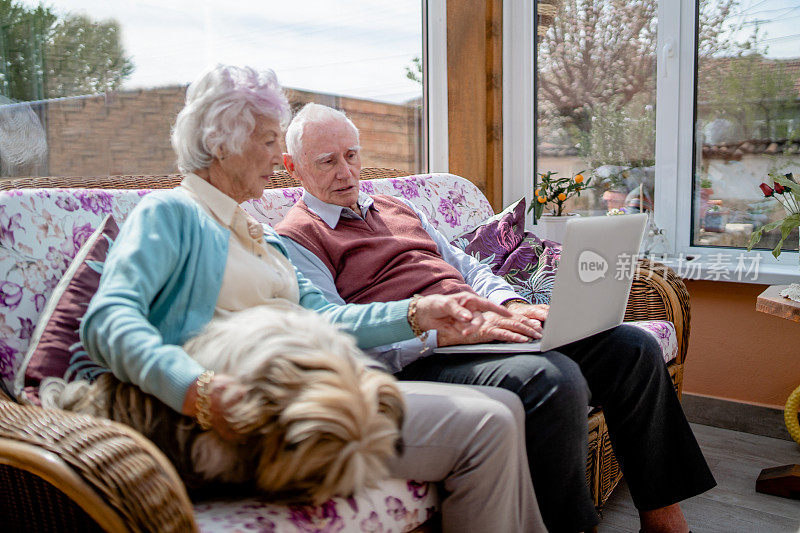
left=703, top=211, right=728, bottom=232
left=535, top=214, right=575, bottom=244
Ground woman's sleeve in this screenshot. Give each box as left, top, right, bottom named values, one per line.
left=79, top=197, right=204, bottom=413
left=288, top=258, right=416, bottom=349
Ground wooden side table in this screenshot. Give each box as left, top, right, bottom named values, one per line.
left=754, top=284, right=800, bottom=500
left=756, top=284, right=800, bottom=322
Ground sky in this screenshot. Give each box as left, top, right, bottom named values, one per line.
left=21, top=0, right=424, bottom=103
left=17, top=1, right=799, bottom=103
left=725, top=0, right=800, bottom=58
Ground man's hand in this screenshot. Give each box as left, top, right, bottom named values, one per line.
left=437, top=310, right=541, bottom=347
left=505, top=301, right=549, bottom=336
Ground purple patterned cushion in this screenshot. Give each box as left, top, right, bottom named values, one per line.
left=627, top=321, right=679, bottom=363
left=450, top=198, right=562, bottom=305
left=18, top=215, right=116, bottom=404
left=193, top=478, right=439, bottom=533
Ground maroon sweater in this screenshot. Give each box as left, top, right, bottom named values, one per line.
left=276, top=195, right=475, bottom=304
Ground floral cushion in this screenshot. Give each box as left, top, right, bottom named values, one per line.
left=452, top=198, right=527, bottom=266
left=0, top=189, right=147, bottom=396
left=193, top=478, right=438, bottom=533
left=242, top=173, right=494, bottom=242
left=627, top=320, right=679, bottom=364
left=17, top=215, right=117, bottom=404
left=449, top=197, right=562, bottom=305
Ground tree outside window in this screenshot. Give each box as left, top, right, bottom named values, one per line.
left=534, top=0, right=799, bottom=255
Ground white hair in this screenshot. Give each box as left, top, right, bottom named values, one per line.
left=285, top=103, right=359, bottom=161
left=171, top=64, right=291, bottom=173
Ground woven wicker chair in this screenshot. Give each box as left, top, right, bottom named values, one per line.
left=0, top=168, right=690, bottom=529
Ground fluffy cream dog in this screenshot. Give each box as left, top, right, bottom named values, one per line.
left=42, top=301, right=405, bottom=504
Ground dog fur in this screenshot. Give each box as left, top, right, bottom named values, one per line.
left=42, top=301, right=405, bottom=504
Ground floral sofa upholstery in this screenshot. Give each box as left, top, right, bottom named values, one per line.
left=0, top=172, right=686, bottom=532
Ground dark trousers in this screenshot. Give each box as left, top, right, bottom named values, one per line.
left=396, top=324, right=716, bottom=532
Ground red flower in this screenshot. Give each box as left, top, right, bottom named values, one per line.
left=759, top=183, right=774, bottom=197
left=773, top=182, right=785, bottom=194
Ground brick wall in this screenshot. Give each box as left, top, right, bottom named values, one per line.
left=44, top=88, right=186, bottom=177
left=38, top=86, right=423, bottom=178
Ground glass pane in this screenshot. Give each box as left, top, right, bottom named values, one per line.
left=536, top=1, right=657, bottom=229
left=693, top=0, right=800, bottom=251
left=0, top=0, right=425, bottom=179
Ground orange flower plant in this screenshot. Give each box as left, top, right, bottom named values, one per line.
left=528, top=170, right=591, bottom=221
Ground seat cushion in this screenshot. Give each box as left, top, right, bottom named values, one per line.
left=193, top=479, right=438, bottom=533
left=626, top=320, right=679, bottom=364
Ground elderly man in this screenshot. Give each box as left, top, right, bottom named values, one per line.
left=276, top=103, right=715, bottom=533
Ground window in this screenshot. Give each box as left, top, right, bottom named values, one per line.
left=0, top=0, right=426, bottom=180
left=693, top=0, right=800, bottom=253
left=536, top=1, right=657, bottom=221
left=508, top=0, right=800, bottom=278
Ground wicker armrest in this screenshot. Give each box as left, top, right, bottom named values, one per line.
left=0, top=400, right=196, bottom=532
left=624, top=258, right=691, bottom=366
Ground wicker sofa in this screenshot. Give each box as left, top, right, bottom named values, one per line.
left=0, top=169, right=690, bottom=531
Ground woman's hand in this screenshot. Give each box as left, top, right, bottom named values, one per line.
left=182, top=373, right=248, bottom=441
left=414, top=292, right=538, bottom=343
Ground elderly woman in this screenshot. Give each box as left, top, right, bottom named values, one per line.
left=78, top=65, right=545, bottom=532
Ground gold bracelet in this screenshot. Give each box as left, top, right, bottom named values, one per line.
left=503, top=298, right=529, bottom=307
left=407, top=294, right=429, bottom=341
left=195, top=370, right=214, bottom=431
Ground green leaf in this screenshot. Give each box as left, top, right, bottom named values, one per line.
left=748, top=216, right=793, bottom=251
left=785, top=212, right=800, bottom=226
left=770, top=214, right=800, bottom=258
left=761, top=219, right=784, bottom=233
left=747, top=228, right=763, bottom=251
left=532, top=201, right=543, bottom=221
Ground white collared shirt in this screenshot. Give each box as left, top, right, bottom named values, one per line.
left=302, top=190, right=376, bottom=229
left=180, top=173, right=299, bottom=315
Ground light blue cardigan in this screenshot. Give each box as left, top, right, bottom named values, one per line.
left=80, top=190, right=414, bottom=412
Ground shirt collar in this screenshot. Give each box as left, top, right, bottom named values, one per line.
left=180, top=172, right=241, bottom=228
left=301, top=189, right=376, bottom=229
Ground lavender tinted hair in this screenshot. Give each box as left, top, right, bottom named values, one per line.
left=171, top=65, right=291, bottom=173
left=285, top=103, right=359, bottom=162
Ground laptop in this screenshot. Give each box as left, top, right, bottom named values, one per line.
left=434, top=213, right=648, bottom=354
